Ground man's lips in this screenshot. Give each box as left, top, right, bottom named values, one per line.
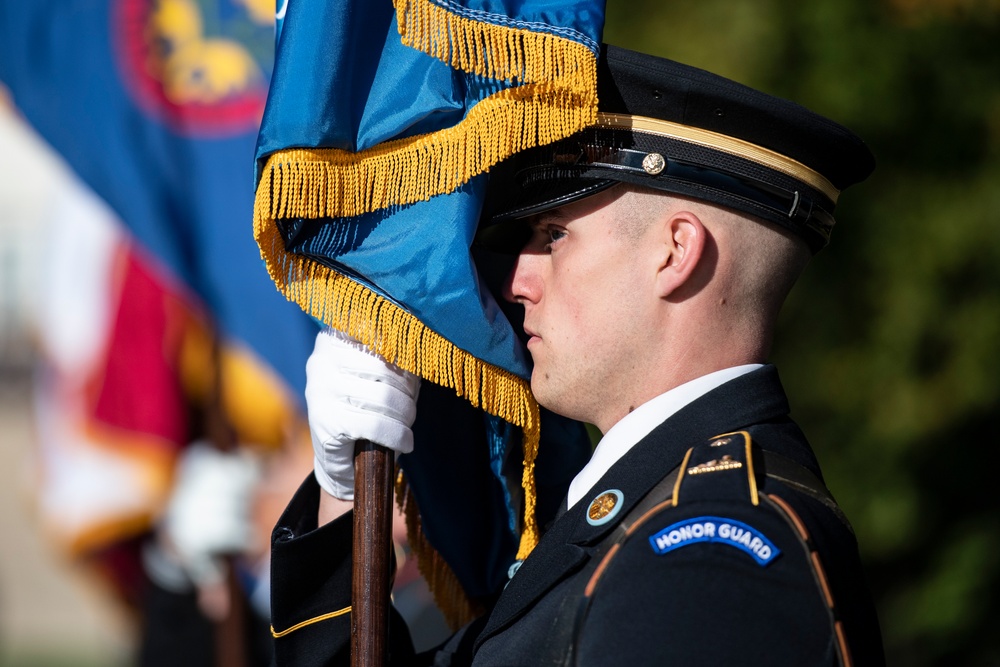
left=523, top=327, right=540, bottom=346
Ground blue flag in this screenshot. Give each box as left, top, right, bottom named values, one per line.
left=0, top=0, right=317, bottom=424
left=254, top=0, right=603, bottom=624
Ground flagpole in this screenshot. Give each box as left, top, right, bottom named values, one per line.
left=352, top=440, right=394, bottom=667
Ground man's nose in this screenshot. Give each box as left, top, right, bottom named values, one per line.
left=503, top=252, right=541, bottom=305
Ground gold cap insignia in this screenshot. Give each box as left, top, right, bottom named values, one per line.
left=642, top=152, right=666, bottom=175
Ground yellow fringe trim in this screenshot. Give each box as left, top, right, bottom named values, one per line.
left=395, top=0, right=595, bottom=84
left=254, top=0, right=597, bottom=221
left=253, top=0, right=591, bottom=614
left=255, top=217, right=541, bottom=560
left=396, top=470, right=486, bottom=629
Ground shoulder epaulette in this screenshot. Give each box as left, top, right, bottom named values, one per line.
left=672, top=430, right=763, bottom=507
left=601, top=431, right=850, bottom=544
left=568, top=431, right=856, bottom=667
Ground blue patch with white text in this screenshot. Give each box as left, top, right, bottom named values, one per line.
left=649, top=516, right=781, bottom=567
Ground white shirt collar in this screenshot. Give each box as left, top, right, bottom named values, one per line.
left=565, top=364, right=763, bottom=509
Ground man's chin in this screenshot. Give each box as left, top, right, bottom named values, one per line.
left=529, top=373, right=572, bottom=420
left=529, top=373, right=552, bottom=409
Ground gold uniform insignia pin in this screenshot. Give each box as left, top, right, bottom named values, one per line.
left=687, top=454, right=743, bottom=475
left=642, top=152, right=666, bottom=175
left=586, top=489, right=625, bottom=526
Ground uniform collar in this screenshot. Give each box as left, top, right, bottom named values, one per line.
left=566, top=364, right=763, bottom=509
left=475, top=365, right=792, bottom=652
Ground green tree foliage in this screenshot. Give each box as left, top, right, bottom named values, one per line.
left=604, top=2, right=1000, bottom=664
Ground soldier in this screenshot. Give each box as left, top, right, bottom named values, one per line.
left=269, top=44, right=885, bottom=665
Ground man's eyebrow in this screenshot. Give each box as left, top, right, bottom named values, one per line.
left=527, top=215, right=549, bottom=230
left=530, top=209, right=570, bottom=227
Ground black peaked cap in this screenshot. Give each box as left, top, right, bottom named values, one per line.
left=485, top=44, right=876, bottom=253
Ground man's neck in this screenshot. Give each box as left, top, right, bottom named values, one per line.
left=566, top=363, right=764, bottom=508
left=593, top=351, right=767, bottom=434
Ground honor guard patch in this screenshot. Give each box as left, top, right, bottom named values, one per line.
left=586, top=489, right=624, bottom=526
left=649, top=516, right=781, bottom=566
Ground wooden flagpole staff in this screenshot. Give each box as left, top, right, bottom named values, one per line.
left=352, top=440, right=395, bottom=667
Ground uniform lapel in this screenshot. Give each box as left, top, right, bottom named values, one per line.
left=475, top=506, right=590, bottom=645
left=474, top=366, right=791, bottom=650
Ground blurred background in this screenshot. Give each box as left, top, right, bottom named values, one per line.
left=0, top=104, right=129, bottom=666
left=1, top=1, right=323, bottom=664
left=608, top=1, right=1000, bottom=665
left=1, top=0, right=999, bottom=665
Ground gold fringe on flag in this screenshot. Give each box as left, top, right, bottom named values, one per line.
left=254, top=215, right=541, bottom=561
left=255, top=0, right=598, bottom=222
left=254, top=0, right=593, bottom=619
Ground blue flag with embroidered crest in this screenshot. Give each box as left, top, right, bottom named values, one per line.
left=254, top=0, right=603, bottom=623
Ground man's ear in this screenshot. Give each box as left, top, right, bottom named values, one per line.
left=654, top=211, right=706, bottom=298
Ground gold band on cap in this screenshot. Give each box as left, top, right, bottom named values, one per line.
left=595, top=112, right=841, bottom=203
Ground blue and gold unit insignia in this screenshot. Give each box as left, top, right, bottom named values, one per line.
left=649, top=516, right=781, bottom=566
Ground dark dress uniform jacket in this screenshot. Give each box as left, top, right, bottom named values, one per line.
left=269, top=366, right=886, bottom=666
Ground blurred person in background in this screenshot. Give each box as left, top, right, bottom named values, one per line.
left=28, top=157, right=308, bottom=665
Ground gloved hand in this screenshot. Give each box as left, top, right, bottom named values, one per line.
left=159, top=441, right=261, bottom=586
left=306, top=327, right=420, bottom=501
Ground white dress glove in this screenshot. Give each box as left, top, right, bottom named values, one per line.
left=159, top=441, right=261, bottom=586
left=306, top=327, right=421, bottom=501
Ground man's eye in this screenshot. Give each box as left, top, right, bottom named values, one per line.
left=547, top=228, right=567, bottom=244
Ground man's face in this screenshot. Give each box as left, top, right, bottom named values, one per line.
left=502, top=187, right=657, bottom=428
